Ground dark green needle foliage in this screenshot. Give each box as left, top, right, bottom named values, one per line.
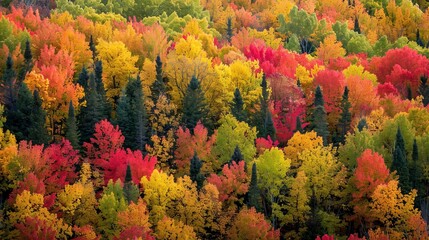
left=181, top=76, right=210, bottom=133
left=65, top=100, right=80, bottom=149
left=391, top=128, right=410, bottom=193
left=338, top=86, right=352, bottom=144
left=190, top=152, right=204, bottom=190
left=231, top=88, right=246, bottom=122
left=123, top=164, right=139, bottom=204
left=247, top=163, right=261, bottom=212
left=311, top=85, right=329, bottom=146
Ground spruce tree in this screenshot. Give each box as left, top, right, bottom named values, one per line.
left=5, top=82, right=33, bottom=142
left=353, top=17, right=361, bottom=34
left=226, top=17, right=233, bottom=43
left=18, top=39, right=33, bottom=82
left=151, top=55, right=166, bottom=103
left=231, top=88, right=246, bottom=122
left=295, top=116, right=303, bottom=133
left=65, top=100, right=80, bottom=149
left=311, top=86, right=329, bottom=146
left=391, top=128, right=410, bottom=193
left=256, top=74, right=276, bottom=140
left=338, top=86, right=351, bottom=144
left=407, top=85, right=413, bottom=100
left=77, top=66, right=89, bottom=89
left=357, top=118, right=367, bottom=131
left=190, top=152, right=204, bottom=190
left=123, top=164, right=139, bottom=204
left=230, top=145, right=244, bottom=165
left=116, top=76, right=148, bottom=151
left=28, top=90, right=50, bottom=145
left=78, top=74, right=103, bottom=145
left=418, top=75, right=429, bottom=107
left=94, top=60, right=110, bottom=119
left=247, top=163, right=261, bottom=211
left=89, top=35, right=97, bottom=60
left=181, top=76, right=210, bottom=133
left=2, top=54, right=17, bottom=110
left=416, top=30, right=425, bottom=47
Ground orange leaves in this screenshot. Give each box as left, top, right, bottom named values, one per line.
left=316, top=35, right=346, bottom=63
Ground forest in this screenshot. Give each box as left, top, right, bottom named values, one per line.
left=1, top=0, right=429, bottom=239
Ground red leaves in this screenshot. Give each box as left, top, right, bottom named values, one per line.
left=15, top=216, right=57, bottom=240
left=207, top=161, right=248, bottom=202
left=115, top=226, right=155, bottom=240
left=255, top=136, right=279, bottom=154
left=314, top=69, right=346, bottom=113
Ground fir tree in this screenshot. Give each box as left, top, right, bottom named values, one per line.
left=78, top=74, right=103, bottom=145
left=190, top=152, right=204, bottom=190
left=151, top=55, right=166, bottom=103
left=65, top=100, right=80, bottom=149
left=77, top=66, right=89, bottom=89
left=18, top=39, right=33, bottom=81
left=295, top=116, right=303, bottom=133
left=338, top=86, right=351, bottom=144
left=416, top=30, right=425, bottom=47
left=391, top=128, right=410, bottom=193
left=2, top=54, right=17, bottom=110
left=311, top=86, right=329, bottom=146
left=123, top=164, right=139, bottom=204
left=94, top=60, right=110, bottom=119
left=116, top=76, right=148, bottom=151
left=231, top=88, right=246, bottom=122
left=407, top=85, right=413, bottom=100
left=256, top=74, right=276, bottom=140
left=247, top=163, right=261, bottom=211
left=181, top=76, right=210, bottom=133
left=28, top=90, right=50, bottom=145
left=226, top=17, right=233, bottom=43
left=230, top=145, right=244, bottom=165
left=89, top=35, right=97, bottom=60
left=357, top=118, right=367, bottom=131
left=419, top=75, right=429, bottom=106
left=5, top=82, right=33, bottom=142
left=353, top=17, right=361, bottom=34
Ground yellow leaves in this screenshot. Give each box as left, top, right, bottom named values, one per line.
left=155, top=217, right=197, bottom=240
left=145, top=131, right=175, bottom=173
left=248, top=28, right=283, bottom=49
left=295, top=64, right=324, bottom=90
left=8, top=190, right=72, bottom=238
left=24, top=71, right=52, bottom=109
left=57, top=183, right=84, bottom=216
left=59, top=27, right=93, bottom=72
left=96, top=39, right=138, bottom=104
left=117, top=199, right=151, bottom=231
left=140, top=59, right=156, bottom=100
left=365, top=108, right=389, bottom=133
left=343, top=64, right=377, bottom=85
left=175, top=35, right=207, bottom=59
left=284, top=131, right=323, bottom=170
left=0, top=105, right=17, bottom=181
left=316, top=34, right=346, bottom=63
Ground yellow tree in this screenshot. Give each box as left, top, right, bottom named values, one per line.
left=316, top=34, right=346, bottom=63
left=96, top=39, right=138, bottom=106
left=155, top=217, right=197, bottom=240
left=117, top=198, right=151, bottom=233
left=283, top=131, right=323, bottom=171
left=0, top=105, right=17, bottom=193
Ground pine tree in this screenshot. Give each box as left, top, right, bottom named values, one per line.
left=230, top=145, right=244, bottom=165
left=18, top=39, right=33, bottom=82
left=357, top=118, right=367, bottom=131
left=416, top=30, right=425, bottom=47
left=256, top=74, right=276, bottom=140
left=2, top=54, right=17, bottom=110
left=78, top=74, right=103, bottom=145
left=338, top=86, right=351, bottom=144
left=247, top=163, right=261, bottom=211
left=89, top=35, right=97, bottom=60
left=28, top=90, right=50, bottom=145
left=181, top=76, right=210, bottom=133
left=5, top=82, right=33, bottom=142
left=418, top=75, right=429, bottom=106
left=77, top=66, right=89, bottom=89
left=116, top=76, right=148, bottom=151
left=190, top=152, right=204, bottom=190
left=391, top=128, right=410, bottom=193
left=65, top=100, right=80, bottom=149
left=295, top=116, right=303, bottom=133
left=94, top=60, right=110, bottom=119
left=123, top=164, right=139, bottom=204
left=151, top=55, right=166, bottom=103
left=226, top=17, right=233, bottom=43
left=231, top=88, right=246, bottom=122
left=353, top=17, right=361, bottom=34
left=311, top=86, right=329, bottom=146
left=407, top=85, right=413, bottom=100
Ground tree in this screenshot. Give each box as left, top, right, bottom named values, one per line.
left=116, top=76, right=148, bottom=151
left=418, top=75, right=429, bottom=107
left=230, top=145, right=244, bottom=165
left=123, top=164, right=139, bottom=204
left=391, top=128, right=410, bottom=193
left=89, top=35, right=97, bottom=60
left=416, top=29, right=425, bottom=47
left=1, top=54, right=17, bottom=112
left=231, top=88, right=246, bottom=122
left=295, top=116, right=303, bottom=133
left=247, top=163, right=261, bottom=212
left=227, top=208, right=279, bottom=240
left=18, top=39, right=33, bottom=82
left=77, top=67, right=89, bottom=90
left=410, top=139, right=423, bottom=196
left=151, top=55, right=166, bottom=103
left=338, top=86, right=351, bottom=144
left=28, top=90, right=50, bottom=145
left=5, top=82, right=33, bottom=142
left=226, top=17, right=233, bottom=43
left=311, top=86, right=329, bottom=146
left=65, top=101, right=79, bottom=149
left=94, top=60, right=111, bottom=119
left=256, top=74, right=276, bottom=140
left=190, top=152, right=204, bottom=190
left=353, top=17, right=361, bottom=34
left=181, top=76, right=210, bottom=133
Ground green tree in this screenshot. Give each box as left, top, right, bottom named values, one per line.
left=311, top=86, right=329, bottom=146
left=296, top=116, right=303, bottom=133
left=123, top=164, right=139, bottom=204
left=18, top=39, right=33, bottom=82
left=419, top=75, right=429, bottom=107
left=416, top=29, right=425, bottom=47
left=338, top=86, right=351, bottom=144
left=256, top=74, right=276, bottom=140
left=181, top=76, right=209, bottom=133
left=29, top=90, right=50, bottom=145
left=353, top=17, right=361, bottom=34
left=190, top=152, right=204, bottom=190
left=226, top=17, right=233, bottom=43
left=231, top=88, right=246, bottom=122
left=230, top=145, right=244, bottom=165
left=116, top=76, right=148, bottom=151
left=284, top=34, right=301, bottom=53
left=5, top=82, right=33, bottom=142
left=65, top=100, right=79, bottom=149
left=2, top=54, right=17, bottom=111
left=151, top=55, right=166, bottom=104
left=89, top=35, right=97, bottom=60
left=94, top=60, right=111, bottom=119
left=77, top=66, right=89, bottom=90
left=357, top=118, right=367, bottom=131
left=247, top=162, right=261, bottom=212
left=391, top=128, right=410, bottom=193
